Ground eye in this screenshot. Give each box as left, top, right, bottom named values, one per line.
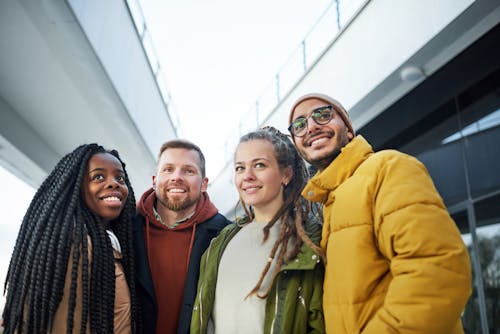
left=116, top=175, right=126, bottom=184
left=163, top=166, right=174, bottom=173
left=292, top=118, right=307, bottom=132
left=254, top=162, right=266, bottom=169
left=235, top=165, right=244, bottom=173
left=314, top=107, right=333, bottom=122
left=184, top=169, right=196, bottom=175
left=91, top=174, right=105, bottom=181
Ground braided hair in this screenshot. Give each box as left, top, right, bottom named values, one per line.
left=235, top=126, right=325, bottom=299
left=2, top=144, right=138, bottom=333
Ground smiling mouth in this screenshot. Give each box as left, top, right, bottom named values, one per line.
left=101, top=196, right=123, bottom=207
left=310, top=137, right=330, bottom=147
left=168, top=188, right=186, bottom=193
left=306, top=131, right=333, bottom=147
left=243, top=185, right=261, bottom=193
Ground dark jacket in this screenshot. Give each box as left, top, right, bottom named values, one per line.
left=133, top=192, right=230, bottom=334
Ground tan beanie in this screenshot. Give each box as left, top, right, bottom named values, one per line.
left=289, top=93, right=355, bottom=137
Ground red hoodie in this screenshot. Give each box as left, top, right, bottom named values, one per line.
left=136, top=188, right=218, bottom=334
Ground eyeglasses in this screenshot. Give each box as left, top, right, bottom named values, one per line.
left=288, top=105, right=334, bottom=137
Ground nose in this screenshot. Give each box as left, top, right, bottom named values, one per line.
left=169, top=169, right=183, bottom=181
left=106, top=181, right=118, bottom=189
left=307, top=115, right=321, bottom=134
left=106, top=177, right=121, bottom=189
left=242, top=168, right=255, bottom=181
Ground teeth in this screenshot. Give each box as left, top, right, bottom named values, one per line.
left=168, top=189, right=185, bottom=193
left=311, top=137, right=329, bottom=147
left=103, top=196, right=121, bottom=202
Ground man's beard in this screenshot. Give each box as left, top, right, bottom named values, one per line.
left=299, top=130, right=347, bottom=171
left=158, top=189, right=200, bottom=212
left=308, top=148, right=341, bottom=171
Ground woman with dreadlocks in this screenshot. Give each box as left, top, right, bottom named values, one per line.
left=191, top=127, right=325, bottom=333
left=2, top=143, right=138, bottom=333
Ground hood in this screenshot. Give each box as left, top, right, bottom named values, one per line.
left=137, top=188, right=218, bottom=230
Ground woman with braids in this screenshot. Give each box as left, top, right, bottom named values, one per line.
left=2, top=143, right=138, bottom=333
left=191, top=127, right=325, bottom=333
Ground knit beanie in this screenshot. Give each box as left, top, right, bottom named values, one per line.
left=288, top=93, right=355, bottom=137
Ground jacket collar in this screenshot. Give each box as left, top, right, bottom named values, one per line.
left=302, top=135, right=373, bottom=204
left=281, top=242, right=322, bottom=270
left=282, top=219, right=322, bottom=271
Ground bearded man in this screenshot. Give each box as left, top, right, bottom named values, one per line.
left=288, top=93, right=471, bottom=333
left=134, top=139, right=230, bottom=334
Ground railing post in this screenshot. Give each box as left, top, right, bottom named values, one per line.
left=335, top=0, right=341, bottom=30
left=276, top=74, right=280, bottom=103
left=140, top=23, right=147, bottom=40
left=302, top=40, right=307, bottom=71
left=255, top=100, right=260, bottom=128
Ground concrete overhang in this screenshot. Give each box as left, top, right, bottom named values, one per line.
left=0, top=0, right=175, bottom=194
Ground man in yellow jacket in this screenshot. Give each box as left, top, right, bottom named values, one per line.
left=287, top=93, right=472, bottom=333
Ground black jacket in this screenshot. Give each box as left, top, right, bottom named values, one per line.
left=133, top=212, right=230, bottom=333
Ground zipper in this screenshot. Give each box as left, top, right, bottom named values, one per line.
left=197, top=237, right=216, bottom=327
left=298, top=285, right=305, bottom=310
left=270, top=276, right=279, bottom=334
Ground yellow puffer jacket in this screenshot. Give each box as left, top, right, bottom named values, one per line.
left=302, top=135, right=471, bottom=334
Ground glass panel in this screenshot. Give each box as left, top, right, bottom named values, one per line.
left=458, top=70, right=500, bottom=334
left=400, top=102, right=468, bottom=207
left=417, top=140, right=467, bottom=207
left=474, top=192, right=500, bottom=333
left=462, top=112, right=500, bottom=200
left=461, top=203, right=500, bottom=334
left=399, top=67, right=500, bottom=334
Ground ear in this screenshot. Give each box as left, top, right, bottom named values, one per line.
left=201, top=177, right=209, bottom=192
left=347, top=131, right=354, bottom=140
left=282, top=167, right=293, bottom=186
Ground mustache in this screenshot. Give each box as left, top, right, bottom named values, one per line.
left=159, top=181, right=191, bottom=193
left=166, top=181, right=186, bottom=187
left=305, top=130, right=334, bottom=145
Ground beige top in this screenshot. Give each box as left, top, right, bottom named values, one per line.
left=212, top=221, right=282, bottom=334
left=51, top=238, right=131, bottom=333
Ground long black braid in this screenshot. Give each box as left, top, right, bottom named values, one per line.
left=2, top=144, right=138, bottom=333
left=235, top=127, right=325, bottom=299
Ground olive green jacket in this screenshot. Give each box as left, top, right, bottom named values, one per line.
left=190, top=220, right=325, bottom=334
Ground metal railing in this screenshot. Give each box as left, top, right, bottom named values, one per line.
left=125, top=0, right=366, bottom=163
left=222, top=0, right=366, bottom=160
left=125, top=0, right=182, bottom=136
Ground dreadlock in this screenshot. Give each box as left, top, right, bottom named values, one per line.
left=2, top=144, right=138, bottom=333
left=235, top=126, right=325, bottom=300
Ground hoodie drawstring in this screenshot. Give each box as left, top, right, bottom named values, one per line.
left=185, top=223, right=197, bottom=272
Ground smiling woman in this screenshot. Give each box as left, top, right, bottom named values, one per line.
left=1, top=144, right=139, bottom=334
left=191, top=127, right=326, bottom=333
